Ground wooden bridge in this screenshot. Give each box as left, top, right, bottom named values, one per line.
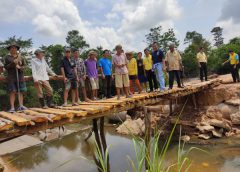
left=0, top=79, right=221, bottom=140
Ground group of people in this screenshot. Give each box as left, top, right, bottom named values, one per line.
left=0, top=42, right=239, bottom=112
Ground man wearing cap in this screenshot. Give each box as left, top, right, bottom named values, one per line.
left=73, top=48, right=90, bottom=102
left=222, top=50, right=240, bottom=82
left=99, top=49, right=113, bottom=98
left=165, top=44, right=183, bottom=89
left=60, top=48, right=79, bottom=106
left=112, top=45, right=131, bottom=100
left=152, top=42, right=166, bottom=91
left=4, top=42, right=27, bottom=112
left=31, top=49, right=57, bottom=108
left=85, top=50, right=99, bottom=100
left=196, top=47, right=208, bottom=82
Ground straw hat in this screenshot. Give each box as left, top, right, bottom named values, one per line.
left=7, top=42, right=20, bottom=50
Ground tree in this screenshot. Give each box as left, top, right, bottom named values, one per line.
left=229, top=37, right=240, bottom=45
left=145, top=26, right=179, bottom=53
left=182, top=31, right=211, bottom=77
left=211, top=27, right=224, bottom=47
left=66, top=30, right=89, bottom=50
left=0, top=36, right=33, bottom=57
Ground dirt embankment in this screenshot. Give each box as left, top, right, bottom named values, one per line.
left=116, top=74, right=240, bottom=141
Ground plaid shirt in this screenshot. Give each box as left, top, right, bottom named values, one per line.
left=74, top=58, right=86, bottom=77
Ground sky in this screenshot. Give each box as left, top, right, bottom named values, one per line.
left=0, top=0, right=240, bottom=51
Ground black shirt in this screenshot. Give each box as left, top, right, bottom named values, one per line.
left=60, top=57, right=76, bottom=79
left=137, top=59, right=145, bottom=75
left=152, top=49, right=164, bottom=64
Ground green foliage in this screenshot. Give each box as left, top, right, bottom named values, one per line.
left=66, top=30, right=89, bottom=50
left=229, top=37, right=240, bottom=45
left=0, top=35, right=33, bottom=57
left=208, top=43, right=240, bottom=74
left=211, top=27, right=224, bottom=47
left=145, top=26, right=180, bottom=53
left=182, top=31, right=211, bottom=77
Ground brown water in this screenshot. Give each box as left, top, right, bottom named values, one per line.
left=3, top=126, right=240, bottom=172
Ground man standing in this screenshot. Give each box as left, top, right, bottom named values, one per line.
left=61, top=48, right=79, bottom=106
left=152, top=42, right=165, bottom=91
left=143, top=48, right=158, bottom=92
left=73, top=48, right=90, bottom=102
left=31, top=49, right=57, bottom=108
left=99, top=50, right=113, bottom=98
left=85, top=51, right=99, bottom=100
left=165, top=44, right=183, bottom=89
left=197, top=47, right=208, bottom=82
left=137, top=52, right=148, bottom=92
left=222, top=50, right=240, bottom=82
left=112, top=45, right=130, bottom=100
left=4, top=42, right=27, bottom=112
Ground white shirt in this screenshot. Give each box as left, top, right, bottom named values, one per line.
left=31, top=57, right=56, bottom=81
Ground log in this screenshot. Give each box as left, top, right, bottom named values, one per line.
left=0, top=111, right=32, bottom=126
left=0, top=119, right=13, bottom=131
left=14, top=112, right=47, bottom=123
left=30, top=108, right=72, bottom=118
left=56, top=106, right=99, bottom=114
left=48, top=108, right=87, bottom=117
left=23, top=110, right=61, bottom=122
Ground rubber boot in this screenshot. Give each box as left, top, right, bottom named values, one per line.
left=47, top=96, right=55, bottom=108
left=39, top=98, right=48, bottom=109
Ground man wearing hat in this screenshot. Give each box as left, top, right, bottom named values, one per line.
left=4, top=42, right=27, bottom=112
left=222, top=50, right=240, bottom=82
left=85, top=50, right=99, bottom=100
left=31, top=49, right=57, bottom=108
left=72, top=48, right=90, bottom=102
left=196, top=47, right=208, bottom=82
left=60, top=48, right=79, bottom=106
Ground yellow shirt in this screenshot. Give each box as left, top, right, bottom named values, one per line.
left=128, top=58, right=137, bottom=75
left=165, top=50, right=182, bottom=71
left=197, top=52, right=207, bottom=63
left=229, top=53, right=239, bottom=65
left=143, top=54, right=153, bottom=70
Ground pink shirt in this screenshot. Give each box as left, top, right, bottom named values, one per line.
left=112, top=53, right=128, bottom=74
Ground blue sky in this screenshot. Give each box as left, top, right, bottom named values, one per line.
left=0, top=0, right=239, bottom=51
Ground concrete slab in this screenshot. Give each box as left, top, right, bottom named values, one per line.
left=0, top=135, right=42, bottom=156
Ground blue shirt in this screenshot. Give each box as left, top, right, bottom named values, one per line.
left=99, top=57, right=112, bottom=75
left=152, top=49, right=164, bottom=64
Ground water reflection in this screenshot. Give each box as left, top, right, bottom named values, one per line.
left=3, top=127, right=240, bottom=172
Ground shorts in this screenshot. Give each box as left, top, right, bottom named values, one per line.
left=138, top=74, right=147, bottom=83
left=115, top=74, right=130, bottom=88
left=89, top=77, right=99, bottom=90
left=65, top=79, right=78, bottom=90
left=78, top=77, right=85, bottom=88
left=8, top=81, right=27, bottom=92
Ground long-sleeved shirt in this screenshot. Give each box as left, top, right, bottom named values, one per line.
left=128, top=58, right=137, bottom=76
left=4, top=54, right=26, bottom=82
left=31, top=57, right=56, bottom=81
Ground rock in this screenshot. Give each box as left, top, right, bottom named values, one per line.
left=116, top=118, right=145, bottom=135
left=180, top=135, right=190, bottom=142
left=205, top=106, right=223, bottom=120
left=108, top=111, right=127, bottom=123
left=225, top=99, right=240, bottom=106
left=212, top=129, right=223, bottom=138
left=230, top=112, right=240, bottom=125
left=196, top=125, right=215, bottom=133
left=198, top=134, right=212, bottom=140
left=217, top=103, right=238, bottom=120
left=0, top=163, right=4, bottom=172
left=208, top=119, right=231, bottom=131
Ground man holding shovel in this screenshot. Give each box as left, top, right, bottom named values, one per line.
left=4, top=42, right=27, bottom=112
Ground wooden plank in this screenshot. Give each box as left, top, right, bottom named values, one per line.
left=0, top=111, right=32, bottom=126
left=56, top=106, right=99, bottom=114
left=14, top=112, right=47, bottom=123
left=79, top=102, right=119, bottom=107
left=0, top=118, right=13, bottom=132
left=23, top=110, right=61, bottom=122
left=30, top=108, right=72, bottom=118
left=48, top=108, right=87, bottom=117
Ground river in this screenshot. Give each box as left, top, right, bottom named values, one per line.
left=2, top=125, right=240, bottom=172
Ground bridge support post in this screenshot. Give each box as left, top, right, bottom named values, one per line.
left=192, top=94, right=197, bottom=109
left=144, top=107, right=151, bottom=170
left=169, top=99, right=173, bottom=115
